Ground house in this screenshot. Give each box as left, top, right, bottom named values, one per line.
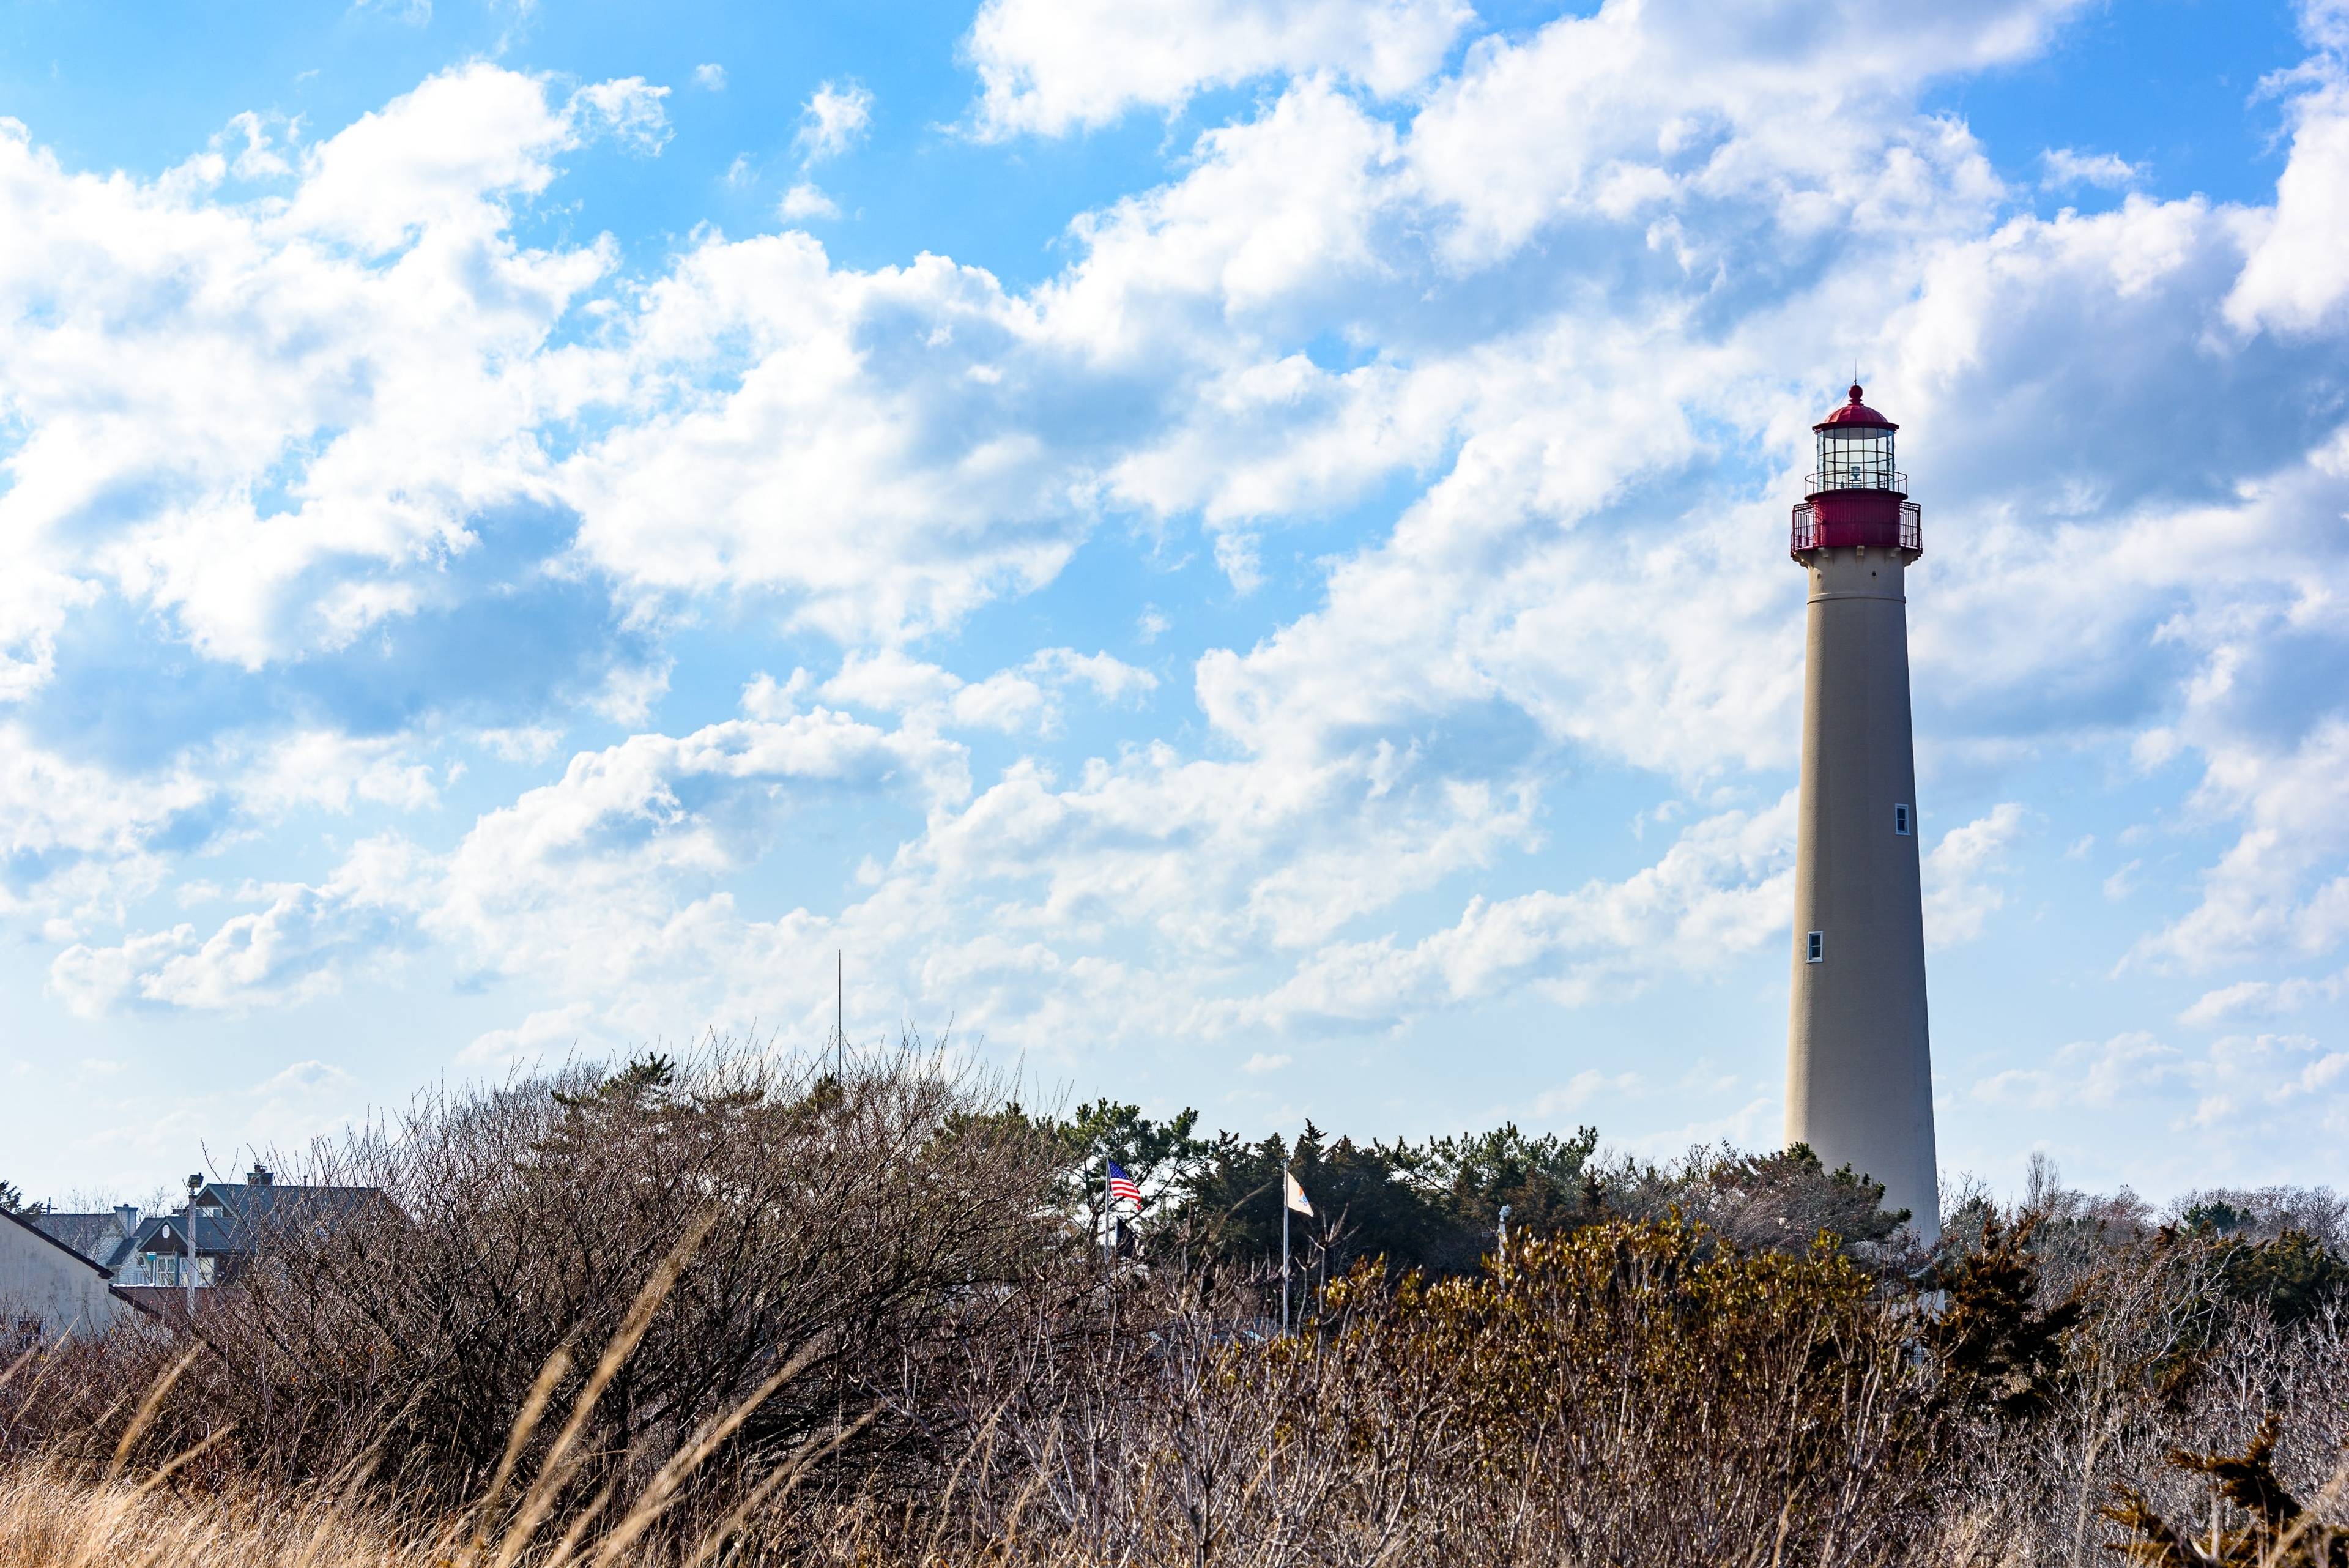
left=27, top=1166, right=384, bottom=1322
left=110, top=1167, right=382, bottom=1307
left=0, top=1206, right=140, bottom=1348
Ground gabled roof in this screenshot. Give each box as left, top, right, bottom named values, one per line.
left=196, top=1181, right=377, bottom=1224
left=136, top=1184, right=385, bottom=1257
left=31, top=1212, right=127, bottom=1262
left=32, top=1213, right=142, bottom=1274
left=1, top=1206, right=114, bottom=1278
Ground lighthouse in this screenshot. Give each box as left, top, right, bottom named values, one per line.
left=1784, top=384, right=1939, bottom=1245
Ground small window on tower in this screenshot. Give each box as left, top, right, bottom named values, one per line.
left=1894, top=804, right=1912, bottom=836
left=1806, top=931, right=1824, bottom=964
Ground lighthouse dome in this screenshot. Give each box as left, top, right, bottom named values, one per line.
left=1814, top=384, right=1896, bottom=431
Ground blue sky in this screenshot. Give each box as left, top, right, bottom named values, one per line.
left=5, top=0, right=2348, bottom=1209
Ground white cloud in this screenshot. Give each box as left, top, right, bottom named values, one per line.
left=1970, top=1026, right=2349, bottom=1170
left=1972, top=1031, right=2182, bottom=1112
left=52, top=708, right=965, bottom=1021
left=2227, top=66, right=2349, bottom=332
left=547, top=232, right=1093, bottom=645
left=1025, top=648, right=1157, bottom=704
left=693, top=63, right=727, bottom=91
left=569, top=78, right=674, bottom=155
left=1253, top=797, right=1793, bottom=1028
left=2180, top=970, right=2349, bottom=1028
left=963, top=0, right=1473, bottom=139
left=1534, top=1069, right=1644, bottom=1118
left=1241, top=1051, right=1291, bottom=1073
left=779, top=181, right=838, bottom=219
left=460, top=1003, right=602, bottom=1068
left=49, top=837, right=434, bottom=1017
left=795, top=81, right=873, bottom=163
left=2039, top=147, right=2143, bottom=190
left=235, top=732, right=441, bottom=816
left=0, top=64, right=659, bottom=682
left=1924, top=803, right=2026, bottom=948
left=352, top=0, right=431, bottom=24
left=2135, top=720, right=2349, bottom=968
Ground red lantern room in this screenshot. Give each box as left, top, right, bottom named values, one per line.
left=1789, top=384, right=1921, bottom=561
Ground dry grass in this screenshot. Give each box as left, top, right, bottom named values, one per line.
left=0, top=1465, right=425, bottom=1568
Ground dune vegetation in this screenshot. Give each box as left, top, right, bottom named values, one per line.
left=4, top=1045, right=2347, bottom=1566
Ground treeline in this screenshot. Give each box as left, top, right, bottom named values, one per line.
left=3, top=1044, right=2347, bottom=1567
left=1030, top=1096, right=1911, bottom=1281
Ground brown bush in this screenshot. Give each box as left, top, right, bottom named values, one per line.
left=12, top=1042, right=1092, bottom=1542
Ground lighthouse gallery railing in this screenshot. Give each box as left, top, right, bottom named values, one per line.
left=1789, top=500, right=1921, bottom=559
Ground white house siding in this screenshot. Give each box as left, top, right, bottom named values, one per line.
left=0, top=1211, right=137, bottom=1343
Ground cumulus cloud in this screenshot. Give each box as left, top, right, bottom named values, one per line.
left=963, top=0, right=1474, bottom=139
left=795, top=81, right=873, bottom=163
left=2180, top=970, right=2349, bottom=1028
left=1972, top=1031, right=2182, bottom=1112
left=1253, top=797, right=1794, bottom=1028
left=0, top=62, right=664, bottom=726
left=1972, top=1029, right=2349, bottom=1175
left=2039, top=147, right=2144, bottom=190
left=2227, top=63, right=2349, bottom=332
left=1924, top=803, right=2027, bottom=948
left=52, top=707, right=963, bottom=1020
left=779, top=182, right=838, bottom=220
left=49, top=837, right=434, bottom=1017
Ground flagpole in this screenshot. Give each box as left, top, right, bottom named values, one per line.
left=1280, top=1159, right=1290, bottom=1334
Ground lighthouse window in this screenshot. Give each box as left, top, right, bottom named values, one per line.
left=1894, top=804, right=1912, bottom=835
left=1814, top=426, right=1898, bottom=492
left=1806, top=931, right=1824, bottom=964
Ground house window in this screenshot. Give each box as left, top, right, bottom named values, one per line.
left=1806, top=931, right=1824, bottom=964
left=1894, top=804, right=1912, bottom=836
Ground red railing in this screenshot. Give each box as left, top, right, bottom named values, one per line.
left=1789, top=500, right=1920, bottom=559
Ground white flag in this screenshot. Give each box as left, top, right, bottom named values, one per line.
left=1284, top=1170, right=1313, bottom=1216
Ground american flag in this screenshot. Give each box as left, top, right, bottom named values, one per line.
left=1107, top=1159, right=1141, bottom=1206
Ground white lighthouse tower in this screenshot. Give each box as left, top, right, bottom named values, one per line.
left=1784, top=384, right=1939, bottom=1245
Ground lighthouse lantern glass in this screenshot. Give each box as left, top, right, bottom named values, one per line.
left=1816, top=425, right=1896, bottom=492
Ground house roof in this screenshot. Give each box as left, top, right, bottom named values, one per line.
left=31, top=1212, right=141, bottom=1273
left=1, top=1206, right=114, bottom=1278
left=133, top=1184, right=384, bottom=1257
left=196, top=1181, right=377, bottom=1223
left=31, top=1212, right=122, bottom=1259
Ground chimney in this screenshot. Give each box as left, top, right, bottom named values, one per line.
left=114, top=1204, right=139, bottom=1234
left=247, top=1165, right=274, bottom=1188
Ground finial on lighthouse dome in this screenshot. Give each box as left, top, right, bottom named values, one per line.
left=1814, top=383, right=1897, bottom=431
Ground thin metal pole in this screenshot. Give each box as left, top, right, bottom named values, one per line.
left=1102, top=1154, right=1112, bottom=1268
left=1280, top=1161, right=1290, bottom=1334
left=184, top=1176, right=198, bottom=1325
